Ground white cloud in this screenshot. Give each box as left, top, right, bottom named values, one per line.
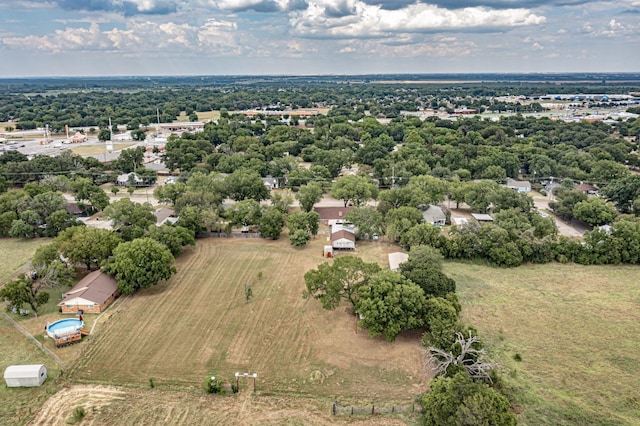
left=290, top=2, right=546, bottom=38
left=2, top=18, right=240, bottom=54
left=531, top=42, right=543, bottom=50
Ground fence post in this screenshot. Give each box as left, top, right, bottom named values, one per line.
left=351, top=406, right=353, bottom=415
left=332, top=400, right=337, bottom=416
left=372, top=404, right=375, bottom=415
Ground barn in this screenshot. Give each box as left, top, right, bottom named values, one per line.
left=3, top=364, right=47, bottom=387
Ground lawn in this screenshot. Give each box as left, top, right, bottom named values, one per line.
left=0, top=238, right=49, bottom=284
left=0, top=314, right=63, bottom=425
left=448, top=261, right=640, bottom=426
left=70, top=238, right=429, bottom=404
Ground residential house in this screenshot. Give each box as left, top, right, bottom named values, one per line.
left=575, top=183, right=599, bottom=195
left=505, top=178, right=531, bottom=193
left=314, top=207, right=351, bottom=223
left=422, top=205, right=447, bottom=226
left=116, top=172, right=143, bottom=187
left=330, top=229, right=356, bottom=250
left=58, top=271, right=118, bottom=314
left=471, top=213, right=494, bottom=223
left=262, top=175, right=279, bottom=190
left=154, top=207, right=179, bottom=226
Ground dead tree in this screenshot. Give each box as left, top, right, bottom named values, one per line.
left=426, top=331, right=498, bottom=382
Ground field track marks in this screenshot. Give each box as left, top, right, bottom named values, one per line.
left=28, top=385, right=125, bottom=426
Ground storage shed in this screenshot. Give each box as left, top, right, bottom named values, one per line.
left=3, top=364, right=47, bottom=387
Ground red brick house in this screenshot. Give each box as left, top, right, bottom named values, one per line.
left=58, top=271, right=119, bottom=314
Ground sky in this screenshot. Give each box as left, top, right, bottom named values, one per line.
left=0, top=0, right=639, bottom=76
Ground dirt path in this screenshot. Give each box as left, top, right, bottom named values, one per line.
left=28, top=384, right=413, bottom=425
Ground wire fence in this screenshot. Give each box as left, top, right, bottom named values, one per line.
left=332, top=400, right=422, bottom=417
left=198, top=232, right=262, bottom=238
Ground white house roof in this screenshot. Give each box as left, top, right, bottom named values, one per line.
left=388, top=252, right=409, bottom=272
left=4, top=365, right=45, bottom=379
left=452, top=217, right=469, bottom=225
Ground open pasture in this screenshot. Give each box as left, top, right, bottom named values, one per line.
left=71, top=238, right=428, bottom=403
left=449, top=262, right=640, bottom=426
left=0, top=238, right=49, bottom=284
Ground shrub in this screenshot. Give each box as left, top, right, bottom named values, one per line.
left=205, top=375, right=222, bottom=394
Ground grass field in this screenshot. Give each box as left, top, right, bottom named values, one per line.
left=0, top=317, right=64, bottom=425
left=70, top=238, right=429, bottom=405
left=70, top=142, right=136, bottom=156
left=0, top=239, right=49, bottom=284
left=448, top=262, right=640, bottom=426
left=0, top=237, right=61, bottom=426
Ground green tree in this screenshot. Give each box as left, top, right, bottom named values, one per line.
left=259, top=207, right=286, bottom=239
left=146, top=224, right=195, bottom=256
left=224, top=168, right=270, bottom=202
left=270, top=189, right=294, bottom=214
left=104, top=198, right=156, bottom=241
left=406, top=175, right=448, bottom=209
left=296, top=182, right=324, bottom=213
left=55, top=226, right=122, bottom=270
left=289, top=229, right=311, bottom=247
left=385, top=206, right=424, bottom=242
left=113, top=147, right=145, bottom=173
left=601, top=175, right=640, bottom=213
left=44, top=210, right=80, bottom=237
left=399, top=245, right=456, bottom=298
left=104, top=237, right=176, bottom=295
left=225, top=199, right=262, bottom=228
left=573, top=197, right=618, bottom=227
left=400, top=223, right=441, bottom=250
left=329, top=174, right=379, bottom=207
left=355, top=270, right=427, bottom=341
left=421, top=372, right=516, bottom=426
left=0, top=276, right=49, bottom=317
left=9, top=219, right=36, bottom=239
left=345, top=206, right=385, bottom=239
left=97, top=128, right=111, bottom=142
left=304, top=256, right=381, bottom=309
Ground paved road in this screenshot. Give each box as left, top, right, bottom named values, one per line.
left=532, top=195, right=589, bottom=238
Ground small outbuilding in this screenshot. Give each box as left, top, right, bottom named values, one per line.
left=4, top=364, right=47, bottom=387
left=388, top=252, right=409, bottom=272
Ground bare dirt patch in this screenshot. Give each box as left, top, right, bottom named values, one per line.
left=29, top=384, right=414, bottom=425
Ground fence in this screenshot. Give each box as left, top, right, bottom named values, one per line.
left=198, top=232, right=262, bottom=238
left=332, top=400, right=421, bottom=417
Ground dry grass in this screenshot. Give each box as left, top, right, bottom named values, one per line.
left=448, top=262, right=640, bottom=426
left=0, top=238, right=49, bottom=284
left=0, top=316, right=63, bottom=425
left=70, top=238, right=429, bottom=406
left=70, top=143, right=137, bottom=156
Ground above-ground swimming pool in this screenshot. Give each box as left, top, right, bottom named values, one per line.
left=47, top=318, right=84, bottom=338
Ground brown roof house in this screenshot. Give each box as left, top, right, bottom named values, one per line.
left=58, top=271, right=118, bottom=314
left=313, top=206, right=351, bottom=223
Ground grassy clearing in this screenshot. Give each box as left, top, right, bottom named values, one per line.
left=0, top=316, right=63, bottom=425
left=70, top=142, right=137, bottom=156
left=448, top=262, right=640, bottom=426
left=70, top=238, right=428, bottom=405
left=0, top=238, right=49, bottom=284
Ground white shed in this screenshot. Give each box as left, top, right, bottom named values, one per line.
left=4, top=364, right=48, bottom=387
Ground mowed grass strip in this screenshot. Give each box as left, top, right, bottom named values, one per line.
left=72, top=238, right=428, bottom=401
left=448, top=262, right=640, bottom=426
